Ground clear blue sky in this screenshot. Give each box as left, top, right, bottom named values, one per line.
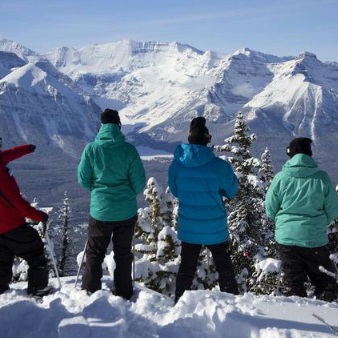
left=1, top=0, right=337, bottom=61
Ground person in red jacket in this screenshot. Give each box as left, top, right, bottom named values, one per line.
left=0, top=142, right=51, bottom=296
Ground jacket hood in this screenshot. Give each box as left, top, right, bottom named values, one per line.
left=95, top=124, right=125, bottom=145
left=282, top=153, right=319, bottom=178
left=174, top=143, right=215, bottom=168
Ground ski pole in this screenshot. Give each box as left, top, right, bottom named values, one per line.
left=132, top=240, right=136, bottom=286
left=275, top=268, right=282, bottom=296
left=44, top=221, right=61, bottom=289
left=74, top=239, right=88, bottom=288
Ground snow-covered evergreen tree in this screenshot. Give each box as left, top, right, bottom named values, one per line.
left=327, top=184, right=338, bottom=263
left=134, top=178, right=180, bottom=295
left=214, top=113, right=275, bottom=292
left=191, top=248, right=219, bottom=292
left=57, top=192, right=72, bottom=276
left=260, top=148, right=274, bottom=190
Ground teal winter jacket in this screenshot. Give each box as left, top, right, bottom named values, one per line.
left=168, top=143, right=238, bottom=245
left=78, top=124, right=146, bottom=221
left=265, top=154, right=338, bottom=248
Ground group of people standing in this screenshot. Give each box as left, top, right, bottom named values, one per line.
left=0, top=108, right=337, bottom=303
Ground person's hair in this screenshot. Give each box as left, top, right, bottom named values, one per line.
left=286, top=137, right=312, bottom=157
left=188, top=117, right=211, bottom=146
left=100, top=109, right=121, bottom=127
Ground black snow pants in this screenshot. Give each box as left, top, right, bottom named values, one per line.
left=175, top=241, right=239, bottom=303
left=0, top=224, right=48, bottom=294
left=278, top=243, right=337, bottom=301
left=81, top=215, right=137, bottom=300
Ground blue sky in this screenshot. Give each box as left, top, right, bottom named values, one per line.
left=1, top=0, right=337, bottom=61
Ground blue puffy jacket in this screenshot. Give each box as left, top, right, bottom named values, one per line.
left=168, top=144, right=238, bottom=245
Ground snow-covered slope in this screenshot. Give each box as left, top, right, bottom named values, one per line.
left=42, top=40, right=338, bottom=179
left=243, top=51, right=338, bottom=169
left=1, top=277, right=338, bottom=338
left=0, top=57, right=100, bottom=157
left=44, top=40, right=229, bottom=149
left=0, top=42, right=102, bottom=213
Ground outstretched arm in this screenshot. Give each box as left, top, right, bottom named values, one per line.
left=1, top=144, right=35, bottom=165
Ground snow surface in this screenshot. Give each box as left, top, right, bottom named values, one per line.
left=1, top=276, right=337, bottom=338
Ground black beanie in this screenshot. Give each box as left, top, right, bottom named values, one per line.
left=188, top=117, right=211, bottom=146
left=287, top=137, right=312, bottom=157
left=100, top=109, right=121, bottom=127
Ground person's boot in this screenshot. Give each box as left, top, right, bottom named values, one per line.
left=27, top=285, right=53, bottom=297
left=282, top=284, right=307, bottom=298
left=27, top=263, right=50, bottom=297
left=0, top=285, right=9, bottom=294
left=316, top=283, right=337, bottom=302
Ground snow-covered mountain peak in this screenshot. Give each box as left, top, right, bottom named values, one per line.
left=0, top=63, right=48, bottom=92
left=231, top=47, right=291, bottom=64
left=233, top=47, right=253, bottom=57
left=297, top=51, right=318, bottom=60
left=0, top=38, right=40, bottom=62
left=44, top=39, right=221, bottom=80
left=123, top=39, right=203, bottom=55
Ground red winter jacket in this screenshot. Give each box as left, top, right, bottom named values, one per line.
left=0, top=145, right=47, bottom=234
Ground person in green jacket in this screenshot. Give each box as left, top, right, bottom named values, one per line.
left=265, top=137, right=338, bottom=302
left=78, top=108, right=146, bottom=299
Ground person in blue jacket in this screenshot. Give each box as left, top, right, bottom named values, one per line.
left=78, top=109, right=146, bottom=300
left=168, top=117, right=239, bottom=303
left=265, top=137, right=338, bottom=302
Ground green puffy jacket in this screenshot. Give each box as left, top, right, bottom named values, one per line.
left=265, top=154, right=338, bottom=247
left=78, top=124, right=146, bottom=221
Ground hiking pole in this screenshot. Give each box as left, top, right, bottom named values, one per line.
left=275, top=268, right=282, bottom=296
left=132, top=240, right=136, bottom=286
left=44, top=220, right=61, bottom=289
left=74, top=239, right=88, bottom=288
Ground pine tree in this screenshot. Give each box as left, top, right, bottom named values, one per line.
left=57, top=192, right=72, bottom=276
left=192, top=248, right=219, bottom=291
left=214, top=113, right=274, bottom=292
left=327, top=185, right=338, bottom=257
left=134, top=178, right=180, bottom=296
left=260, top=148, right=274, bottom=190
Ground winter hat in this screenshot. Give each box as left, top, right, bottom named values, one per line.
left=100, top=109, right=121, bottom=127
left=188, top=116, right=211, bottom=146
left=286, top=137, right=312, bottom=157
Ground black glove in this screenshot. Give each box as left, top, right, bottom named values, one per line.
left=29, top=144, right=36, bottom=152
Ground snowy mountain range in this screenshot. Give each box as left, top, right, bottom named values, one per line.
left=1, top=38, right=338, bottom=213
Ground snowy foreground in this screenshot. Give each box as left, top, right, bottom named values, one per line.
left=1, top=277, right=338, bottom=338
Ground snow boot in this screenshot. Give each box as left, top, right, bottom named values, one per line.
left=0, top=285, right=9, bottom=294
left=27, top=285, right=53, bottom=297
left=316, top=283, right=337, bottom=302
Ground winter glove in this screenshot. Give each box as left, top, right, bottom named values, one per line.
left=29, top=144, right=36, bottom=152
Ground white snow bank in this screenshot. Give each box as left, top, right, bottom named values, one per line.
left=0, top=276, right=337, bottom=338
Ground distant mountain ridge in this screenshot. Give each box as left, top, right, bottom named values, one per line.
left=43, top=41, right=338, bottom=150
left=0, top=37, right=337, bottom=213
